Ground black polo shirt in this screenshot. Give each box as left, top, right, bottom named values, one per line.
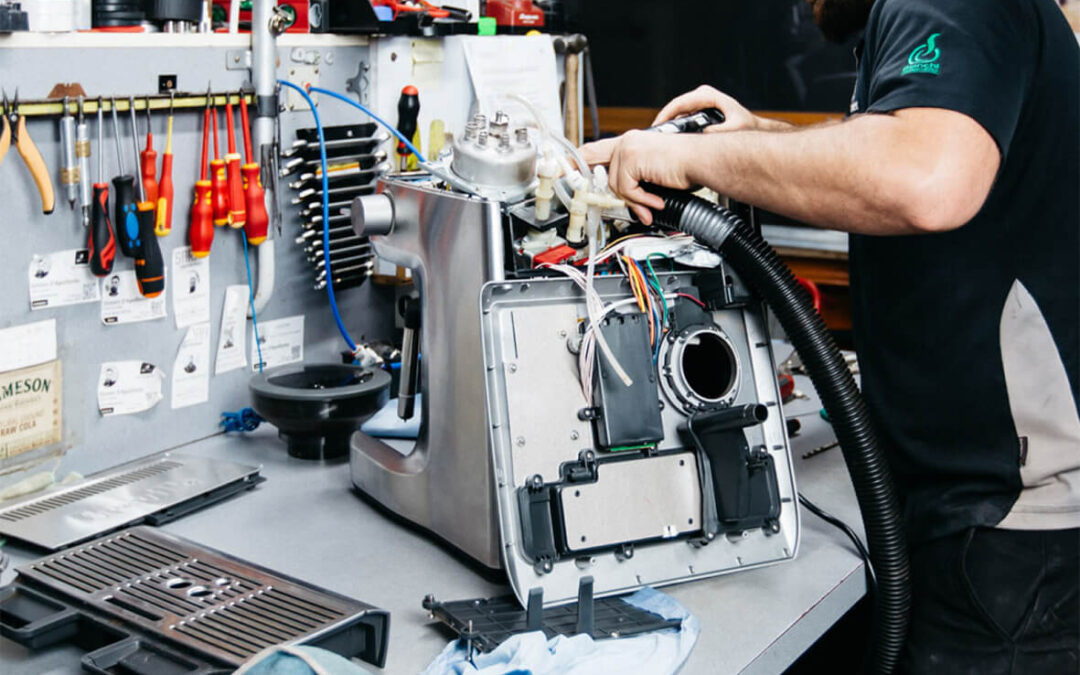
left=848, top=0, right=1080, bottom=542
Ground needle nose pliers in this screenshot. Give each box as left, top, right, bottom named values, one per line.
left=1, top=90, right=56, bottom=214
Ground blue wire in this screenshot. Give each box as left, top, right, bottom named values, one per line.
left=306, top=86, right=427, bottom=163
left=241, top=235, right=264, bottom=373
left=277, top=79, right=359, bottom=353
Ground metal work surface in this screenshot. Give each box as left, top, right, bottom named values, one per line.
left=0, top=367, right=867, bottom=674
left=0, top=454, right=260, bottom=550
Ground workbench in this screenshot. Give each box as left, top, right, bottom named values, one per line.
left=0, top=372, right=867, bottom=674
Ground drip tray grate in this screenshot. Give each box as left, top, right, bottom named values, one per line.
left=0, top=454, right=263, bottom=550
left=0, top=526, right=389, bottom=671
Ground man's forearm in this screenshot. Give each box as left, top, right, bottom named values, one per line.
left=686, top=112, right=991, bottom=235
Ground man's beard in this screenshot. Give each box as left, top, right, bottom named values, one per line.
left=809, top=0, right=874, bottom=43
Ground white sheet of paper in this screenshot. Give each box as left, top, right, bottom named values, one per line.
left=0, top=319, right=57, bottom=373
left=97, top=360, right=164, bottom=416
left=251, top=315, right=304, bottom=372
left=100, top=270, right=167, bottom=325
left=171, top=247, right=211, bottom=329
left=462, top=35, right=562, bottom=136
left=215, top=285, right=249, bottom=375
left=171, top=323, right=211, bottom=409
left=28, top=249, right=101, bottom=310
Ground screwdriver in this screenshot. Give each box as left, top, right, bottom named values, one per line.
left=209, top=97, right=229, bottom=227
left=155, top=92, right=174, bottom=236
left=223, top=94, right=245, bottom=228
left=396, top=85, right=420, bottom=171
left=128, top=96, right=164, bottom=298
left=59, top=95, right=79, bottom=209
left=189, top=97, right=214, bottom=258
left=88, top=97, right=116, bottom=276
left=238, top=91, right=268, bottom=245
left=139, top=96, right=158, bottom=206
left=75, top=96, right=92, bottom=228
left=110, top=98, right=140, bottom=259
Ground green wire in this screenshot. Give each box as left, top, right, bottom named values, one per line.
left=644, top=254, right=669, bottom=328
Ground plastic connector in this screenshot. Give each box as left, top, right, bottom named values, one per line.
left=566, top=189, right=589, bottom=247
left=534, top=156, right=559, bottom=222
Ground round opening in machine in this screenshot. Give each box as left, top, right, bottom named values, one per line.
left=680, top=330, right=738, bottom=402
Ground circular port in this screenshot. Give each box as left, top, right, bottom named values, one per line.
left=682, top=331, right=738, bottom=401
left=661, top=325, right=741, bottom=412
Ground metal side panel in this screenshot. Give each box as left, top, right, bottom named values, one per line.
left=480, top=275, right=799, bottom=607
left=0, top=454, right=261, bottom=550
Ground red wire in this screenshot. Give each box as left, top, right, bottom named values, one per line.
left=675, top=292, right=707, bottom=308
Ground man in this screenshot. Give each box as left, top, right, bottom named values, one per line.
left=581, top=0, right=1079, bottom=672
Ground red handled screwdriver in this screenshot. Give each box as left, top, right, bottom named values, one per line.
left=128, top=96, right=164, bottom=298
left=224, top=94, right=246, bottom=228
left=155, top=92, right=175, bottom=236
left=209, top=98, right=229, bottom=227
left=238, top=91, right=268, bottom=245
left=190, top=98, right=214, bottom=258
left=140, top=96, right=158, bottom=206
left=88, top=96, right=116, bottom=276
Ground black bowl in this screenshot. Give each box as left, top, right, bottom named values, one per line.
left=250, top=363, right=390, bottom=460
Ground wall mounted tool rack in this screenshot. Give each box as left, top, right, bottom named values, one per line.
left=13, top=92, right=257, bottom=118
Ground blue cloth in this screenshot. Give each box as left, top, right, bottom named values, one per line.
left=360, top=395, right=422, bottom=439
left=422, top=587, right=699, bottom=675
left=236, top=645, right=373, bottom=675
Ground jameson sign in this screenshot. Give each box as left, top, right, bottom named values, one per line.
left=0, top=360, right=62, bottom=459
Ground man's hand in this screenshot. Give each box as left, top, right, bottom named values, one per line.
left=653, top=85, right=790, bottom=132
left=580, top=130, right=698, bottom=225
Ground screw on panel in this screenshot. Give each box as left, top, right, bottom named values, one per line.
left=515, top=436, right=526, bottom=447
left=570, top=430, right=579, bottom=440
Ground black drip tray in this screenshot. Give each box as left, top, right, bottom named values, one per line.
left=250, top=363, right=390, bottom=459
left=0, top=527, right=389, bottom=672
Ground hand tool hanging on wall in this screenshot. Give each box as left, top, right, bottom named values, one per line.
left=238, top=91, right=267, bottom=244
left=128, top=96, right=164, bottom=298
left=155, top=93, right=174, bottom=236
left=76, top=97, right=92, bottom=228
left=1, top=92, right=55, bottom=214
left=223, top=95, right=245, bottom=228
left=110, top=98, right=140, bottom=258
left=88, top=97, right=116, bottom=276
left=189, top=96, right=214, bottom=258
left=395, top=85, right=420, bottom=172
left=140, top=96, right=159, bottom=206
left=209, top=98, right=229, bottom=227
left=59, top=96, right=79, bottom=211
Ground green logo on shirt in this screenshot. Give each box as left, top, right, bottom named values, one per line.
left=902, top=33, right=942, bottom=75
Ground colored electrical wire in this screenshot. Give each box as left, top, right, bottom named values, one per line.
left=277, top=80, right=359, bottom=353
left=676, top=292, right=707, bottom=309
left=242, top=235, right=264, bottom=373
left=306, top=86, right=427, bottom=163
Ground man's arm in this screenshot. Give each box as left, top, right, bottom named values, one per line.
left=582, top=107, right=1001, bottom=236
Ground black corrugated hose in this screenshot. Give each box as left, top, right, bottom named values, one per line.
left=651, top=193, right=911, bottom=674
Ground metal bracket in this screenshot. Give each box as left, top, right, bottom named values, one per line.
left=345, top=60, right=371, bottom=106
left=227, top=50, right=253, bottom=71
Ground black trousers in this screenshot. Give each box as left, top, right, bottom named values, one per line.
left=901, top=527, right=1079, bottom=674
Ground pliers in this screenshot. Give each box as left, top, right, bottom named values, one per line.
left=1, top=91, right=55, bottom=214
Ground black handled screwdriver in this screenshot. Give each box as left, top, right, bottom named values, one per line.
left=88, top=96, right=116, bottom=276
left=111, top=98, right=141, bottom=259
left=128, top=96, right=164, bottom=298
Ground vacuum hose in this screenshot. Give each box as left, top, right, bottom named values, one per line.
left=652, top=193, right=910, bottom=674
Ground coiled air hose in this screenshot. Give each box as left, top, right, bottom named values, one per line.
left=651, top=193, right=910, bottom=674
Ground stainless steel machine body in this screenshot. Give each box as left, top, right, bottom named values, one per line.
left=349, top=179, right=506, bottom=569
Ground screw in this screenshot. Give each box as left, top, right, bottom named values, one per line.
left=515, top=436, right=526, bottom=447
left=570, top=430, right=579, bottom=440
left=558, top=329, right=567, bottom=338
left=508, top=363, right=517, bottom=373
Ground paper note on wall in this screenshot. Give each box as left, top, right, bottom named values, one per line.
left=172, top=323, right=211, bottom=409
left=28, top=249, right=101, bottom=310
left=0, top=319, right=57, bottom=373
left=172, top=247, right=211, bottom=329
left=462, top=35, right=562, bottom=136
left=97, top=361, right=164, bottom=416
left=412, top=39, right=445, bottom=89
left=215, top=285, right=249, bottom=375
left=0, top=360, right=62, bottom=459
left=251, top=315, right=304, bottom=372
left=101, top=270, right=167, bottom=325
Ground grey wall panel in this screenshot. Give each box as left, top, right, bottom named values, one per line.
left=0, top=41, right=393, bottom=486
